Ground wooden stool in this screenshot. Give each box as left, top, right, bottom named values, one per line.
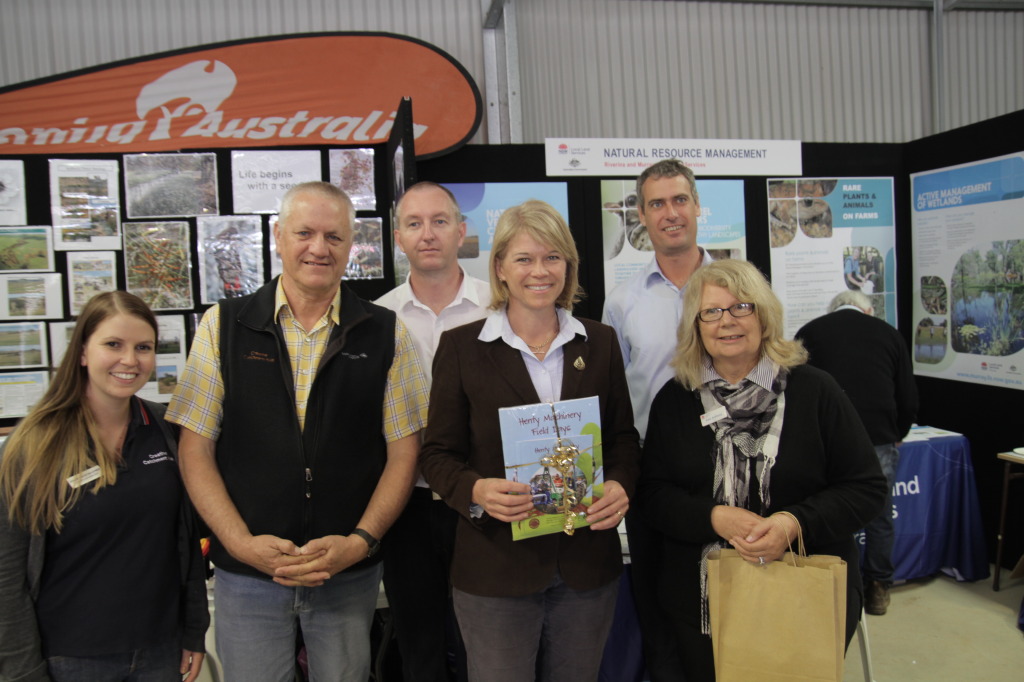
left=994, top=450, right=1024, bottom=591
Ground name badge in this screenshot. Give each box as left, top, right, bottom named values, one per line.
left=700, top=405, right=728, bottom=427
left=67, top=465, right=102, bottom=489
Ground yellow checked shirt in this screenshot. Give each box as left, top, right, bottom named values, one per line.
left=166, top=280, right=428, bottom=441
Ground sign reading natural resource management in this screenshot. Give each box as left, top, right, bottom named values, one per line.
left=545, top=138, right=801, bottom=177
left=0, top=33, right=481, bottom=158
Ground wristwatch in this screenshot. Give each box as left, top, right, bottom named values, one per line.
left=351, top=528, right=381, bottom=558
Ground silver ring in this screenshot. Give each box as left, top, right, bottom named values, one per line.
left=758, top=556, right=765, bottom=566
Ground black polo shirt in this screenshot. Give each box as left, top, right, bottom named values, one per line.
left=36, top=398, right=181, bottom=657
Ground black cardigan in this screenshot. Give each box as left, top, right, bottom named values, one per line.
left=636, top=364, right=886, bottom=643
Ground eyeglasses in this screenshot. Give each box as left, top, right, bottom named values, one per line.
left=697, top=302, right=756, bottom=322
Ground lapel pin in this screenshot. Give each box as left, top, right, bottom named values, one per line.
left=573, top=356, right=585, bottom=371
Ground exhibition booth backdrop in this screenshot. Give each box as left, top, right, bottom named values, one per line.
left=901, top=109, right=1024, bottom=574
left=0, top=96, right=1020, bottom=570
left=419, top=126, right=1022, bottom=572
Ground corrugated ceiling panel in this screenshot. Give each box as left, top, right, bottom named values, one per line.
left=517, top=0, right=934, bottom=143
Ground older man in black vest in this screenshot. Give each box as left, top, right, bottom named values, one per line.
left=168, top=181, right=428, bottom=681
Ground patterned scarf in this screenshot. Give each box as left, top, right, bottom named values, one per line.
left=696, top=366, right=788, bottom=634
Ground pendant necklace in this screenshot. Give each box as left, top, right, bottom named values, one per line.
left=527, top=332, right=557, bottom=353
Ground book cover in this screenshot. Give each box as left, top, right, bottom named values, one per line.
left=498, top=396, right=603, bottom=541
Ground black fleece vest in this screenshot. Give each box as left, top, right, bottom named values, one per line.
left=212, top=280, right=395, bottom=577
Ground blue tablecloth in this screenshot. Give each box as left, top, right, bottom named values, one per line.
left=857, top=434, right=989, bottom=582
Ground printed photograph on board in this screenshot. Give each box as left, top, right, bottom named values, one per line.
left=66, top=251, right=117, bottom=315
left=0, top=160, right=27, bottom=226
left=0, top=321, right=48, bottom=369
left=49, top=159, right=122, bottom=250
left=949, top=240, right=1023, bottom=357
left=329, top=148, right=376, bottom=211
left=0, top=226, right=54, bottom=272
left=125, top=153, right=219, bottom=218
left=0, top=371, right=49, bottom=418
left=196, top=215, right=264, bottom=304
left=0, top=273, right=63, bottom=320
left=123, top=221, right=194, bottom=310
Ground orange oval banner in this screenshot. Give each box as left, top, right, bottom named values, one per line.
left=0, top=33, right=481, bottom=158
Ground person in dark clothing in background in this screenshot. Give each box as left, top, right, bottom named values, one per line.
left=796, top=289, right=919, bottom=616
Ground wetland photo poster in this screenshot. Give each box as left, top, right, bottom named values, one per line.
left=910, top=153, right=1024, bottom=390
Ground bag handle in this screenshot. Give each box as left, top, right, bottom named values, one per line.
left=772, top=511, right=804, bottom=567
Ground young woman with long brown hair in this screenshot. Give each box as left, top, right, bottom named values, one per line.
left=0, top=291, right=208, bottom=682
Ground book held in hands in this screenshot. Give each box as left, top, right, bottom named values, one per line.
left=498, top=396, right=604, bottom=541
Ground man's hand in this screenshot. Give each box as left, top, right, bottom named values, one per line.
left=230, top=534, right=309, bottom=577
left=272, top=534, right=369, bottom=587
left=471, top=478, right=534, bottom=522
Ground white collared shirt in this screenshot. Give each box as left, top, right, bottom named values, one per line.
left=376, top=268, right=491, bottom=489
left=602, top=248, right=715, bottom=442
left=375, top=268, right=491, bottom=385
left=478, top=306, right=587, bottom=403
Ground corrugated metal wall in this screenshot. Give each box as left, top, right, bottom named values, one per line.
left=943, top=9, right=1024, bottom=132
left=518, top=0, right=937, bottom=143
left=1, top=0, right=1021, bottom=144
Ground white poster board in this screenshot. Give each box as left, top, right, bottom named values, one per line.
left=910, top=153, right=1024, bottom=390
left=767, top=177, right=896, bottom=338
left=231, top=150, right=321, bottom=213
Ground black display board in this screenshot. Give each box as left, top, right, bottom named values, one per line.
left=904, top=110, right=1024, bottom=571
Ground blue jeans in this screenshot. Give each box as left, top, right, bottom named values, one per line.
left=213, top=563, right=383, bottom=682
left=47, top=640, right=180, bottom=682
left=453, top=574, right=618, bottom=682
left=862, top=443, right=900, bottom=585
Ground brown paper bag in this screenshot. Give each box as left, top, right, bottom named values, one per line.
left=708, top=547, right=847, bottom=682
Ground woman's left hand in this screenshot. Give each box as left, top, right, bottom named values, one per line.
left=180, top=649, right=205, bottom=682
left=586, top=480, right=629, bottom=531
left=729, top=513, right=799, bottom=565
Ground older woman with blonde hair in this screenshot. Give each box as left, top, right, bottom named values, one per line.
left=636, top=259, right=885, bottom=680
left=421, top=199, right=640, bottom=682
